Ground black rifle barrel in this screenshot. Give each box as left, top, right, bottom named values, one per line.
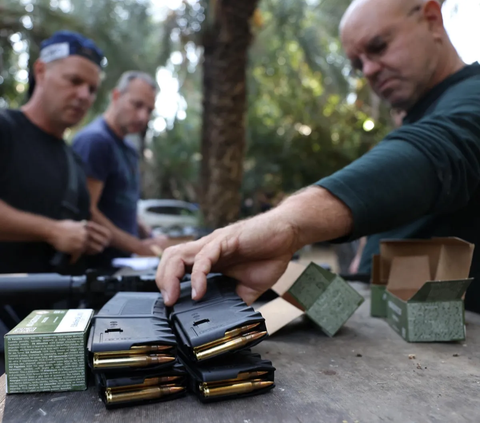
left=0, top=273, right=85, bottom=303
left=0, top=273, right=159, bottom=305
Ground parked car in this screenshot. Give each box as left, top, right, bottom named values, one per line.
left=137, top=199, right=199, bottom=233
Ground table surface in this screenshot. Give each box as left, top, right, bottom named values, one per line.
left=1, top=283, right=480, bottom=423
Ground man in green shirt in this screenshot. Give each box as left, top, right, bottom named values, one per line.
left=156, top=0, right=480, bottom=314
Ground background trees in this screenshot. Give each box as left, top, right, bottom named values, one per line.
left=0, top=0, right=394, bottom=228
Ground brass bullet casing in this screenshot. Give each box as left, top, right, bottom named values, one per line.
left=94, top=345, right=172, bottom=359
left=202, top=380, right=274, bottom=398
left=107, top=376, right=182, bottom=393
left=195, top=331, right=267, bottom=361
left=194, top=323, right=261, bottom=352
left=106, top=386, right=185, bottom=404
left=93, top=354, right=175, bottom=369
left=200, top=371, right=269, bottom=388
left=200, top=378, right=264, bottom=391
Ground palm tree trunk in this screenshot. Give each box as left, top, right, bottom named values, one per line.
left=200, top=0, right=259, bottom=229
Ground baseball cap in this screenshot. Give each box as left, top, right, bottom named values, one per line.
left=39, top=30, right=104, bottom=67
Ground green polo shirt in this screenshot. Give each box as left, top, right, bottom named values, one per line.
left=317, top=63, right=480, bottom=313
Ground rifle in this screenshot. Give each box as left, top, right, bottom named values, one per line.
left=0, top=272, right=159, bottom=308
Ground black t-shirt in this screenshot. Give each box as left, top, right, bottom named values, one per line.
left=317, top=62, right=480, bottom=313
left=0, top=110, right=90, bottom=274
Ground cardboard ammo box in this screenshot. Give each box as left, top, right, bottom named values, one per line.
left=259, top=262, right=364, bottom=337
left=5, top=309, right=94, bottom=394
left=381, top=238, right=474, bottom=342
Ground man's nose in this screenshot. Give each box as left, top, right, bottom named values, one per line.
left=76, top=84, right=91, bottom=101
left=138, top=108, right=150, bottom=124
left=362, top=57, right=382, bottom=80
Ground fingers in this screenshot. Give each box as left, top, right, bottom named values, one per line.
left=70, top=226, right=88, bottom=261
left=71, top=225, right=88, bottom=257
left=86, top=221, right=111, bottom=242
left=156, top=241, right=204, bottom=306
left=156, top=228, right=244, bottom=305
left=87, top=226, right=109, bottom=246
left=190, top=240, right=223, bottom=301
left=85, top=239, right=106, bottom=255
left=85, top=222, right=111, bottom=254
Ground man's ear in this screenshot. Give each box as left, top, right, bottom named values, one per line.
left=111, top=88, right=122, bottom=102
left=33, top=60, right=46, bottom=87
left=422, top=0, right=444, bottom=40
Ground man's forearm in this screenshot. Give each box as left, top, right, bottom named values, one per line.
left=0, top=199, right=57, bottom=242
left=270, top=186, right=353, bottom=251
left=90, top=207, right=142, bottom=254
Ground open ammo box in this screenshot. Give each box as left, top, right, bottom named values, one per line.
left=259, top=262, right=364, bottom=337
left=380, top=237, right=474, bottom=342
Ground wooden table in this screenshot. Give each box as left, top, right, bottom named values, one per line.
left=1, top=283, right=480, bottom=423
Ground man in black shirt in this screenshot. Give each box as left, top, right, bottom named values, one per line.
left=0, top=31, right=110, bottom=274
left=155, top=0, right=480, bottom=314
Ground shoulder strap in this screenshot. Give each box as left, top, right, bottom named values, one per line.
left=59, top=144, right=80, bottom=220
left=51, top=144, right=82, bottom=271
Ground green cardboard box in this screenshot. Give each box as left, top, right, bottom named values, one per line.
left=370, top=254, right=388, bottom=317
left=259, top=262, right=364, bottom=337
left=381, top=238, right=474, bottom=342
left=5, top=309, right=94, bottom=394
left=371, top=284, right=388, bottom=317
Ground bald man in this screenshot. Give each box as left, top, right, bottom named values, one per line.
left=156, top=0, right=480, bottom=313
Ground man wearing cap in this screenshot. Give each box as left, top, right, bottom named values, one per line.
left=0, top=30, right=111, bottom=275
left=155, top=0, right=480, bottom=314
left=73, top=71, right=167, bottom=267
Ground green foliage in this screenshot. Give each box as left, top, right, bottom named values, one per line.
left=66, top=0, right=161, bottom=117
left=146, top=0, right=393, bottom=206
left=0, top=0, right=160, bottom=119
left=146, top=113, right=202, bottom=202
left=244, top=0, right=392, bottom=201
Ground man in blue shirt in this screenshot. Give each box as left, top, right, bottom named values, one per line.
left=73, top=71, right=166, bottom=266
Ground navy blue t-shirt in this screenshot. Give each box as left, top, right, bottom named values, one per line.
left=72, top=117, right=140, bottom=239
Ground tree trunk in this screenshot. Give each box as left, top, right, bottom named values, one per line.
left=200, top=0, right=259, bottom=229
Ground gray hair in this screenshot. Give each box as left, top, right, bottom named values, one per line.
left=116, top=71, right=158, bottom=94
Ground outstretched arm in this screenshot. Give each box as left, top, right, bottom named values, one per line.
left=156, top=187, right=352, bottom=305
